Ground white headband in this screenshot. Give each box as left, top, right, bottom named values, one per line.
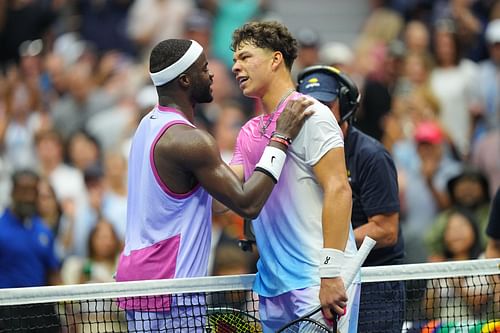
left=149, top=40, right=203, bottom=86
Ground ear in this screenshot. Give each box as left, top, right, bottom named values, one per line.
left=271, top=51, right=284, bottom=71
left=178, top=73, right=190, bottom=89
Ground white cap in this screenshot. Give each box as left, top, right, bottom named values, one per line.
left=485, top=19, right=500, bottom=45
left=319, top=42, right=354, bottom=66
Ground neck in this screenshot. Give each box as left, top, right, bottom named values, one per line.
left=158, top=96, right=195, bottom=123
left=261, top=75, right=296, bottom=114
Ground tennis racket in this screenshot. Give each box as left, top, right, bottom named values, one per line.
left=206, top=306, right=262, bottom=333
left=276, top=236, right=377, bottom=333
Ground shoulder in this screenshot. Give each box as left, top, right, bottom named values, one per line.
left=157, top=124, right=216, bottom=151
left=298, top=95, right=335, bottom=122
left=350, top=128, right=391, bottom=161
left=155, top=124, right=219, bottom=167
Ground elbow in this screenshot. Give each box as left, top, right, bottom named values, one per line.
left=385, top=233, right=399, bottom=247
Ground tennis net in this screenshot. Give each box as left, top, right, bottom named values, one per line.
left=0, top=258, right=498, bottom=332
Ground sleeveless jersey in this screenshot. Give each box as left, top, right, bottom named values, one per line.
left=116, top=105, right=212, bottom=309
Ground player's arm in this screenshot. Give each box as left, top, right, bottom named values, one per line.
left=211, top=165, right=245, bottom=215
left=167, top=98, right=312, bottom=218
left=354, top=213, right=399, bottom=248
left=313, top=146, right=352, bottom=318
left=159, top=128, right=278, bottom=218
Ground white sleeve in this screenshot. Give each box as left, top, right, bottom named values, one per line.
left=291, top=100, right=344, bottom=166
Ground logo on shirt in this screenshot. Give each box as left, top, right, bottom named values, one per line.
left=324, top=256, right=331, bottom=265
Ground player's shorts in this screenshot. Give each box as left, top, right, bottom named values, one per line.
left=258, top=283, right=361, bottom=333
left=124, top=295, right=206, bottom=332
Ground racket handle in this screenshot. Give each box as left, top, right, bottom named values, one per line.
left=342, top=236, right=376, bottom=288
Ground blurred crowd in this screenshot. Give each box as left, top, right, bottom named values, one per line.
left=0, top=0, right=499, bottom=289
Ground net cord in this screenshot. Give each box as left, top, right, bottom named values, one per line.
left=0, top=259, right=498, bottom=307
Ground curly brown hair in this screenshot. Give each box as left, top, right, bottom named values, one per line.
left=231, top=21, right=298, bottom=70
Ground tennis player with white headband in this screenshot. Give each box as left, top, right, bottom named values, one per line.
left=115, top=38, right=314, bottom=332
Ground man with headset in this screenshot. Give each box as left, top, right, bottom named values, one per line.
left=297, top=65, right=405, bottom=332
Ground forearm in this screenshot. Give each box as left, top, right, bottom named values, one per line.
left=353, top=213, right=399, bottom=248
left=322, top=183, right=352, bottom=250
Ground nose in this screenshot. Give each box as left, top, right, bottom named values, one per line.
left=231, top=61, right=240, bottom=75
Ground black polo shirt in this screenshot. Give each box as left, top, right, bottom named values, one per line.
left=345, top=126, right=404, bottom=266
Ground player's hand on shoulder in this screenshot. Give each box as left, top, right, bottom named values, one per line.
left=276, top=97, right=314, bottom=140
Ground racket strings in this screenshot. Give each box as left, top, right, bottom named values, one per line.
left=278, top=318, right=333, bottom=332
left=207, top=312, right=261, bottom=333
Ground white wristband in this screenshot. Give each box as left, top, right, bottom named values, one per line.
left=319, top=248, right=345, bottom=278
left=255, top=146, right=287, bottom=183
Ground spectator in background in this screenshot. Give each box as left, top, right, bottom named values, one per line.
left=74, top=0, right=136, bottom=57
left=63, top=219, right=126, bottom=332
left=73, top=162, right=127, bottom=256
left=37, top=177, right=76, bottom=260
left=395, top=121, right=462, bottom=263
left=0, top=169, right=61, bottom=331
left=471, top=127, right=500, bottom=198
left=34, top=129, right=87, bottom=218
left=319, top=42, right=355, bottom=74
left=356, top=39, right=406, bottom=142
left=439, top=207, right=483, bottom=261
left=429, top=19, right=480, bottom=160
left=0, top=80, right=41, bottom=171
left=127, top=0, right=194, bottom=61
left=0, top=169, right=61, bottom=288
left=101, top=151, right=128, bottom=240
left=50, top=61, right=116, bottom=141
left=403, top=20, right=431, bottom=55
left=291, top=27, right=321, bottom=82
left=425, top=207, right=492, bottom=324
left=66, top=129, right=102, bottom=173
left=474, top=19, right=500, bottom=141
left=209, top=243, right=256, bottom=312
left=182, top=8, right=213, bottom=56
left=213, top=100, right=246, bottom=163
left=79, top=219, right=122, bottom=284
left=426, top=168, right=491, bottom=261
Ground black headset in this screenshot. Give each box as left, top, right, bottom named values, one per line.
left=297, top=65, right=360, bottom=124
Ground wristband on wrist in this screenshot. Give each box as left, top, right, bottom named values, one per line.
left=270, top=136, right=290, bottom=147
left=271, top=131, right=293, bottom=145
left=255, top=146, right=287, bottom=183
left=319, top=248, right=345, bottom=278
